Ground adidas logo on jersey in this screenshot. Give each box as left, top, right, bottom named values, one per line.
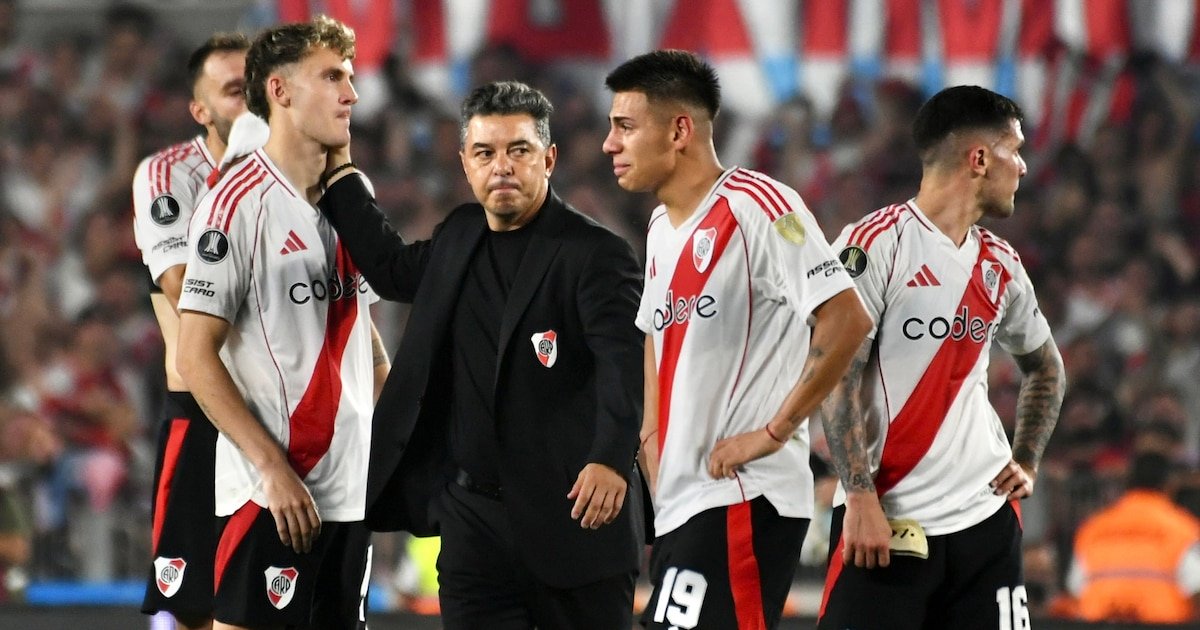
left=906, top=264, right=941, bottom=287
left=280, top=230, right=308, bottom=255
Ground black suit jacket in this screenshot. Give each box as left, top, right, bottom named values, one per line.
left=319, top=175, right=645, bottom=588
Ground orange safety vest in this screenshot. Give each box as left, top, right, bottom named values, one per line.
left=1074, top=490, right=1200, bottom=623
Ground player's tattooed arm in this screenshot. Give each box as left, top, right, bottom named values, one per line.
left=816, top=338, right=875, bottom=493
left=1011, top=336, right=1066, bottom=471
left=370, top=323, right=390, bottom=403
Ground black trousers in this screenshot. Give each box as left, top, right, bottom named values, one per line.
left=435, top=481, right=635, bottom=630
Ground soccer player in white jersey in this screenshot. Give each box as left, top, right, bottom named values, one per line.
left=133, top=32, right=249, bottom=630
left=176, top=17, right=388, bottom=630
left=603, top=50, right=872, bottom=629
left=816, top=86, right=1066, bottom=630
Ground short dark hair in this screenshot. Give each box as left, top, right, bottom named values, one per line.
left=459, top=81, right=554, bottom=148
left=245, top=15, right=356, bottom=121
left=1129, top=451, right=1171, bottom=491
left=605, top=49, right=721, bottom=120
left=912, top=85, right=1023, bottom=163
left=187, top=33, right=250, bottom=91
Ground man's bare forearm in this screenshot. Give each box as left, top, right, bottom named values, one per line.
left=816, top=339, right=875, bottom=493
left=1011, top=337, right=1066, bottom=470
left=177, top=312, right=289, bottom=474
left=766, top=288, right=871, bottom=438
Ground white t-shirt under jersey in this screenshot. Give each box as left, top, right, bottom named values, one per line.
left=831, top=200, right=1051, bottom=536
left=637, top=167, right=857, bottom=537
left=178, top=149, right=377, bottom=522
left=132, top=135, right=215, bottom=283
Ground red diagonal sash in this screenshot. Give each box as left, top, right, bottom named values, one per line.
left=874, top=241, right=1011, bottom=496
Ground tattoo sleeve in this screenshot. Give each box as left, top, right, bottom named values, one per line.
left=816, top=339, right=876, bottom=493
left=371, top=329, right=390, bottom=368
left=1011, top=336, right=1066, bottom=470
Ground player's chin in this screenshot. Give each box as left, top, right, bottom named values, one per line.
left=614, top=172, right=647, bottom=193
left=323, top=136, right=351, bottom=151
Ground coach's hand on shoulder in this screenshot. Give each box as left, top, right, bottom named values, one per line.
left=990, top=459, right=1035, bottom=501
left=262, top=461, right=322, bottom=553
left=707, top=428, right=784, bottom=480
left=568, top=463, right=628, bottom=530
left=842, top=491, right=892, bottom=569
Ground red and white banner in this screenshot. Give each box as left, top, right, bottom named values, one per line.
left=263, top=0, right=1173, bottom=138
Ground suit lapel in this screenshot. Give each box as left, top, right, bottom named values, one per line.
left=495, top=192, right=568, bottom=390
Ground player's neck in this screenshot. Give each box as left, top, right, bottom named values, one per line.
left=659, top=153, right=725, bottom=228
left=263, top=130, right=327, bottom=203
left=205, top=133, right=228, bottom=167
left=914, top=172, right=981, bottom=248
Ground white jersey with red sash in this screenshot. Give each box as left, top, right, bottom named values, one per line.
left=178, top=150, right=378, bottom=522
left=832, top=200, right=1050, bottom=535
left=637, top=168, right=856, bottom=537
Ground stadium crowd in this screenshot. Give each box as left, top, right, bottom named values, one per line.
left=0, top=0, right=1196, bottom=621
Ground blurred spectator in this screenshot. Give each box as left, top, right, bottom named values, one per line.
left=1024, top=541, right=1077, bottom=619
left=1068, top=451, right=1200, bottom=623
left=33, top=306, right=138, bottom=581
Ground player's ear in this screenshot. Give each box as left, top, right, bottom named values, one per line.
left=969, top=144, right=988, bottom=176
left=671, top=114, right=694, bottom=149
left=189, top=99, right=210, bottom=127
left=267, top=73, right=290, bottom=109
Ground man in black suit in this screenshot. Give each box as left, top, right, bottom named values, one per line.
left=317, top=81, right=644, bottom=629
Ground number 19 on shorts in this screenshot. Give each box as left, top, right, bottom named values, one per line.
left=652, top=567, right=708, bottom=629
left=996, top=585, right=1030, bottom=630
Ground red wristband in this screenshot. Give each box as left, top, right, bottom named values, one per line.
left=764, top=424, right=787, bottom=444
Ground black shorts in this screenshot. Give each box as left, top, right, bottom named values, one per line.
left=213, top=501, right=372, bottom=629
left=141, top=392, right=218, bottom=619
left=642, top=496, right=807, bottom=630
left=818, top=500, right=1025, bottom=630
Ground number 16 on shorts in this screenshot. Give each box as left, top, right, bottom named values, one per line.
left=996, top=585, right=1030, bottom=630
left=652, top=567, right=708, bottom=629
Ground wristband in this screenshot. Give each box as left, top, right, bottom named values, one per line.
left=321, top=162, right=357, bottom=189
left=764, top=424, right=787, bottom=444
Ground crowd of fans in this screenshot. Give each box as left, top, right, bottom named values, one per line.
left=0, top=0, right=1197, bottom=619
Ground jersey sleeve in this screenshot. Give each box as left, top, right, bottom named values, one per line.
left=994, top=258, right=1051, bottom=356
left=831, top=222, right=891, bottom=339
left=634, top=212, right=665, bottom=335
left=634, top=254, right=655, bottom=334
left=177, top=194, right=253, bottom=323
left=765, top=190, right=856, bottom=322
left=132, top=154, right=202, bottom=284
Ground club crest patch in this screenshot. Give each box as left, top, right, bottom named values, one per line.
left=531, top=330, right=558, bottom=368
left=154, top=557, right=186, bottom=597
left=980, top=260, right=1002, bottom=304
left=692, top=227, right=717, bottom=273
left=265, top=566, right=299, bottom=609
left=151, top=194, right=181, bottom=226
left=197, top=229, right=229, bottom=264
left=839, top=245, right=868, bottom=279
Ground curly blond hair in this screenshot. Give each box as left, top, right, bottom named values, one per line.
left=245, top=15, right=356, bottom=120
